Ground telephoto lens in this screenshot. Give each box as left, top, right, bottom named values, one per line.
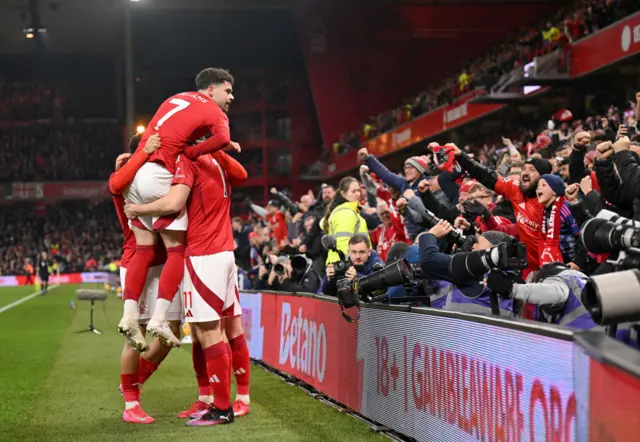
left=582, top=269, right=640, bottom=325
left=581, top=213, right=640, bottom=254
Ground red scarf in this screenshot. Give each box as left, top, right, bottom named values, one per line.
left=539, top=196, right=565, bottom=265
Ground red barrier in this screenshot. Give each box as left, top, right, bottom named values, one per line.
left=571, top=11, right=640, bottom=78
left=323, top=91, right=503, bottom=176
left=588, top=359, right=640, bottom=441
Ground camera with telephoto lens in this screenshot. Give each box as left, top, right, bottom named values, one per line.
left=418, top=208, right=474, bottom=250
left=449, top=237, right=528, bottom=283
left=580, top=210, right=640, bottom=269
left=336, top=258, right=421, bottom=322
left=579, top=210, right=640, bottom=329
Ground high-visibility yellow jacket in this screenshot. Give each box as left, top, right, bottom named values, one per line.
left=323, top=201, right=369, bottom=264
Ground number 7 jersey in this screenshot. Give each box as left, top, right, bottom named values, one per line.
left=171, top=152, right=234, bottom=257
left=137, top=92, right=230, bottom=174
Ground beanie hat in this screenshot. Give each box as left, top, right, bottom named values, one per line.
left=459, top=179, right=478, bottom=195
left=525, top=157, right=552, bottom=175
left=481, top=231, right=512, bottom=246
left=405, top=156, right=428, bottom=175
left=540, top=174, right=565, bottom=196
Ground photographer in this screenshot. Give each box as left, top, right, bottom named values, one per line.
left=418, top=222, right=522, bottom=315
left=254, top=254, right=320, bottom=293
left=322, top=234, right=383, bottom=297
left=487, top=263, right=598, bottom=329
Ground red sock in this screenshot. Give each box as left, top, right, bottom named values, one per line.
left=120, top=373, right=139, bottom=402
left=138, top=357, right=160, bottom=385
left=229, top=334, right=251, bottom=396
left=192, top=342, right=213, bottom=396
left=204, top=341, right=231, bottom=410
left=123, top=246, right=156, bottom=301
left=225, top=342, right=232, bottom=386
left=157, top=245, right=185, bottom=301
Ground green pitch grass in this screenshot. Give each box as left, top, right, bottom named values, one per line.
left=0, top=284, right=384, bottom=442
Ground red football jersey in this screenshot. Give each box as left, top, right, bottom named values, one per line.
left=137, top=91, right=229, bottom=174
left=112, top=194, right=135, bottom=267
left=172, top=154, right=234, bottom=257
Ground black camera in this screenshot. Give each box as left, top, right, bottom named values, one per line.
left=450, top=237, right=528, bottom=283
left=418, top=208, right=471, bottom=249
left=336, top=259, right=420, bottom=321
left=581, top=210, right=640, bottom=269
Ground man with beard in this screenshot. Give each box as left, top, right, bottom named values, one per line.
left=451, top=144, right=551, bottom=275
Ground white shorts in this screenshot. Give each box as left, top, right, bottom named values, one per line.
left=125, top=162, right=188, bottom=232
left=120, top=265, right=182, bottom=323
left=183, top=251, right=242, bottom=323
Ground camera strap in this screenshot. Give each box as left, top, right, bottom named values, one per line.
left=340, top=303, right=360, bottom=323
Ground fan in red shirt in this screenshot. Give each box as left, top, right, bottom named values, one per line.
left=369, top=200, right=408, bottom=261
left=265, top=200, right=288, bottom=245
left=452, top=144, right=552, bottom=276
left=124, top=150, right=252, bottom=425
left=118, top=68, right=241, bottom=352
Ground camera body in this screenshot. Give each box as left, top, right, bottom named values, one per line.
left=336, top=259, right=421, bottom=314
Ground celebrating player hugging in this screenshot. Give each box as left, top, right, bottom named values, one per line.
left=109, top=67, right=251, bottom=426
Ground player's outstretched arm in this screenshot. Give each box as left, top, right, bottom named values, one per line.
left=183, top=112, right=232, bottom=159
left=124, top=184, right=191, bottom=218
left=215, top=151, right=248, bottom=185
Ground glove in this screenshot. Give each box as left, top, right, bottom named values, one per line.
left=487, top=270, right=514, bottom=299
left=462, top=200, right=491, bottom=221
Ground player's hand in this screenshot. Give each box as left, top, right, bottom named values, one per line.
left=580, top=176, right=593, bottom=195
left=143, top=133, right=161, bottom=154
left=326, top=264, right=335, bottom=280
left=345, top=266, right=357, bottom=281
left=403, top=189, right=415, bottom=200
left=428, top=220, right=452, bottom=238
left=595, top=141, right=614, bottom=160
left=565, top=183, right=580, bottom=202
left=115, top=153, right=131, bottom=171
left=614, top=136, right=631, bottom=153
left=123, top=202, right=139, bottom=219
left=224, top=141, right=241, bottom=153
left=418, top=179, right=431, bottom=193
left=358, top=148, right=369, bottom=161
left=573, top=131, right=591, bottom=149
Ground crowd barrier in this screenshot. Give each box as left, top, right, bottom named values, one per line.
left=238, top=290, right=640, bottom=442
left=0, top=272, right=117, bottom=287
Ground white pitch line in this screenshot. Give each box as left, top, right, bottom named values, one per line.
left=0, top=284, right=60, bottom=314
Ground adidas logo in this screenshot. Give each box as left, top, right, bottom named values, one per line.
left=234, top=368, right=246, bottom=375
left=209, top=374, right=220, bottom=383
left=185, top=309, right=194, bottom=318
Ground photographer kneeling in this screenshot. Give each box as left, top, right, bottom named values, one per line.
left=487, top=263, right=598, bottom=330
left=322, top=234, right=383, bottom=297
left=254, top=254, right=321, bottom=293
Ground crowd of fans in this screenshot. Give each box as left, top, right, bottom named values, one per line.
left=331, top=0, right=640, bottom=154
left=0, top=202, right=121, bottom=277
left=233, top=87, right=640, bottom=346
